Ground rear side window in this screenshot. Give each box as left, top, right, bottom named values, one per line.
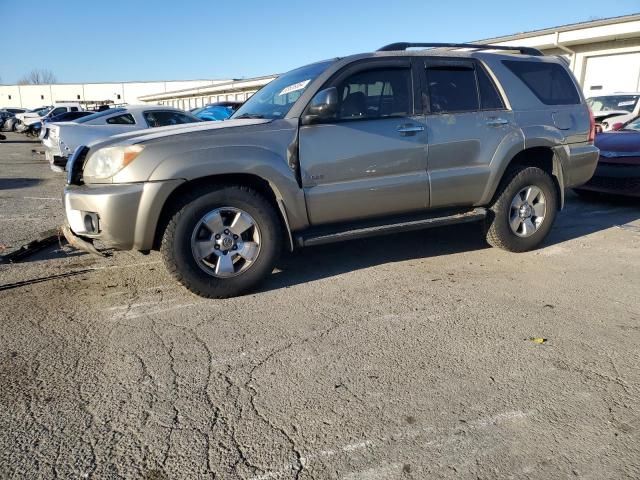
left=143, top=111, right=198, bottom=127
left=335, top=68, right=412, bottom=120
left=503, top=60, right=580, bottom=105
left=477, top=66, right=505, bottom=110
left=106, top=113, right=136, bottom=125
left=426, top=66, right=479, bottom=113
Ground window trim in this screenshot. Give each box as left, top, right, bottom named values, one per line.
left=303, top=57, right=418, bottom=124
left=420, top=57, right=508, bottom=115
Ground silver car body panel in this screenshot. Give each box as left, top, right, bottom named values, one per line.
left=63, top=49, right=599, bottom=251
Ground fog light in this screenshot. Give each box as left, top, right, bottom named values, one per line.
left=83, top=212, right=99, bottom=233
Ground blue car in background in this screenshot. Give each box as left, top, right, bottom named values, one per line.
left=191, top=101, right=242, bottom=121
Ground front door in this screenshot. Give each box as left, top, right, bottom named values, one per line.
left=420, top=58, right=520, bottom=208
left=299, top=59, right=429, bottom=225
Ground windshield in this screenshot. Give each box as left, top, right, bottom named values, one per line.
left=622, top=117, right=640, bottom=132
left=75, top=108, right=126, bottom=123
left=231, top=60, right=334, bottom=120
left=587, top=95, right=640, bottom=113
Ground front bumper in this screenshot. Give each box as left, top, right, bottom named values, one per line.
left=64, top=179, right=184, bottom=250
left=578, top=162, right=640, bottom=197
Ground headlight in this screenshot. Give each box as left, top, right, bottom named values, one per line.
left=83, top=144, right=145, bottom=179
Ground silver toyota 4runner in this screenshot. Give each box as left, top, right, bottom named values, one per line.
left=63, top=42, right=599, bottom=298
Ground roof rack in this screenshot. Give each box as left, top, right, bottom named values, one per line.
left=377, top=42, right=543, bottom=56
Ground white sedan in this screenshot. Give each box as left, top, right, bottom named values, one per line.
left=44, top=105, right=200, bottom=171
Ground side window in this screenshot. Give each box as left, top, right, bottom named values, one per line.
left=70, top=107, right=79, bottom=112
left=335, top=68, right=412, bottom=120
left=143, top=111, right=198, bottom=127
left=51, top=107, right=67, bottom=116
left=106, top=114, right=136, bottom=125
left=426, top=66, right=479, bottom=113
left=503, top=60, right=580, bottom=106
left=477, top=66, right=505, bottom=110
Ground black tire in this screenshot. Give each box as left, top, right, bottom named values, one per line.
left=485, top=166, right=558, bottom=252
left=160, top=185, right=282, bottom=298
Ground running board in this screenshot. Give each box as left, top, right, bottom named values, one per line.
left=296, top=208, right=487, bottom=247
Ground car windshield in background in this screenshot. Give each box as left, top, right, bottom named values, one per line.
left=231, top=60, right=334, bottom=120
left=196, top=105, right=235, bottom=121
left=75, top=108, right=126, bottom=123
left=587, top=95, right=640, bottom=113
left=622, top=117, right=640, bottom=132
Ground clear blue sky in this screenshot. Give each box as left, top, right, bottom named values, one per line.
left=1, top=0, right=638, bottom=84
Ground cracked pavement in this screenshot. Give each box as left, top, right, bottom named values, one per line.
left=1, top=133, right=640, bottom=479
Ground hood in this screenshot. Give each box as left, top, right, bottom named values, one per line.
left=88, top=118, right=271, bottom=150
left=595, top=131, right=640, bottom=163
left=595, top=131, right=640, bottom=152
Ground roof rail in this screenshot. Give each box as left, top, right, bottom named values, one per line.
left=377, top=42, right=543, bottom=56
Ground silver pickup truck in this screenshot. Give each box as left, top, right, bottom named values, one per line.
left=63, top=42, right=599, bottom=298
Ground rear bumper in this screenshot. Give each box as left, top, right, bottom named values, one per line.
left=564, top=144, right=600, bottom=188
left=578, top=163, right=640, bottom=197
left=63, top=179, right=184, bottom=250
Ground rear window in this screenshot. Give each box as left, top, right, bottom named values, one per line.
left=503, top=60, right=580, bottom=106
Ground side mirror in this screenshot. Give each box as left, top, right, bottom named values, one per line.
left=302, top=87, right=338, bottom=125
left=612, top=122, right=624, bottom=131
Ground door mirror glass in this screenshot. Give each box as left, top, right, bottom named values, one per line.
left=302, top=87, right=338, bottom=124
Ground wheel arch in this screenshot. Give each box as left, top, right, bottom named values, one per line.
left=153, top=173, right=295, bottom=252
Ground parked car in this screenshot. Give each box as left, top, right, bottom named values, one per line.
left=39, top=111, right=95, bottom=140
left=575, top=116, right=640, bottom=198
left=16, top=103, right=84, bottom=131
left=3, top=107, right=48, bottom=131
left=1, top=107, right=28, bottom=115
left=587, top=93, right=640, bottom=132
left=62, top=42, right=598, bottom=298
left=192, top=101, right=243, bottom=121
left=46, top=105, right=200, bottom=171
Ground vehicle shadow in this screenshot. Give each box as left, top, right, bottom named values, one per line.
left=0, top=178, right=44, bottom=190
left=263, top=222, right=489, bottom=292
left=546, top=192, right=640, bottom=245
left=261, top=192, right=639, bottom=292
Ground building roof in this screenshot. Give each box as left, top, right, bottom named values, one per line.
left=475, top=13, right=640, bottom=43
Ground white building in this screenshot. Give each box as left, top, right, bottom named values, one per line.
left=141, top=13, right=640, bottom=107
left=3, top=14, right=639, bottom=110
left=477, top=13, right=640, bottom=94
left=0, top=79, right=230, bottom=109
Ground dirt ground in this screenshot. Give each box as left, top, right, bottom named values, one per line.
left=1, top=132, right=639, bottom=479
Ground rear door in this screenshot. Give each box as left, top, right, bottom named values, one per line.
left=299, top=58, right=429, bottom=225
left=420, top=58, right=519, bottom=208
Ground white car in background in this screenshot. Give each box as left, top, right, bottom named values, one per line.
left=586, top=93, right=640, bottom=131
left=44, top=105, right=200, bottom=171
left=15, top=103, right=84, bottom=130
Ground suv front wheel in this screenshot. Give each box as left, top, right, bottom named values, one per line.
left=161, top=185, right=282, bottom=298
left=485, top=166, right=558, bottom=252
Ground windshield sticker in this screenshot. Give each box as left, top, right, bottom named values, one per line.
left=279, top=80, right=310, bottom=96
left=618, top=100, right=636, bottom=106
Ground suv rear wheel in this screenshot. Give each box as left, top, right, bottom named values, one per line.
left=485, top=166, right=558, bottom=252
left=161, top=185, right=282, bottom=298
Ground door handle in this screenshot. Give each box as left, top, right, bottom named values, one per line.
left=486, top=118, right=509, bottom=127
left=396, top=124, right=425, bottom=135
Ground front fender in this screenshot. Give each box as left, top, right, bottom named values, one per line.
left=148, top=145, right=309, bottom=231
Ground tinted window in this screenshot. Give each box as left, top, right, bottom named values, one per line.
left=426, top=66, right=479, bottom=113
left=70, top=107, right=79, bottom=112
left=143, top=111, right=198, bottom=127
left=477, top=66, right=505, bottom=110
left=503, top=60, right=580, bottom=105
left=106, top=114, right=136, bottom=125
left=50, top=107, right=67, bottom=116
left=77, top=108, right=126, bottom=123
left=335, top=68, right=411, bottom=120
